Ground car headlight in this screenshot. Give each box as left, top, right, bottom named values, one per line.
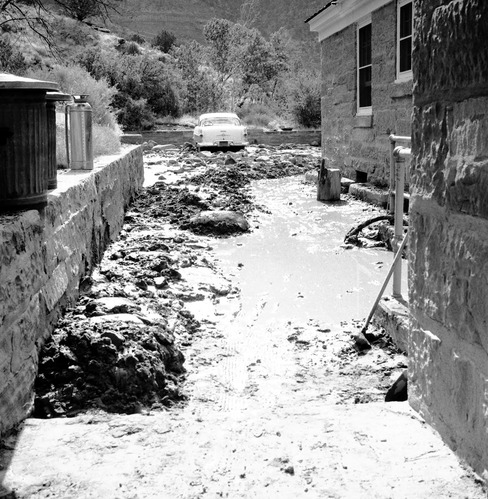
left=194, top=127, right=203, bottom=137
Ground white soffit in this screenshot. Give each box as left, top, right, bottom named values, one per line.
left=308, top=0, right=392, bottom=41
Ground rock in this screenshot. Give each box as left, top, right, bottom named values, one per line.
left=352, top=332, right=372, bottom=352
left=224, top=155, right=237, bottom=165
left=89, top=314, right=144, bottom=325
left=101, top=330, right=126, bottom=348
left=385, top=370, right=408, bottom=402
left=188, top=210, right=250, bottom=235
left=142, top=141, right=156, bottom=151
left=91, top=297, right=140, bottom=315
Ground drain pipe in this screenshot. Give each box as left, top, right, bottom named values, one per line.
left=388, top=134, right=410, bottom=213
left=392, top=145, right=411, bottom=298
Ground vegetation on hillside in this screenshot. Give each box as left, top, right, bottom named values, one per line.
left=0, top=0, right=321, bottom=133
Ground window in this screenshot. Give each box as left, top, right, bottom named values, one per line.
left=357, top=18, right=372, bottom=115
left=397, top=0, right=413, bottom=81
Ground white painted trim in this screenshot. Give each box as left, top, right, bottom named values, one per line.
left=356, top=107, right=372, bottom=116
left=396, top=0, right=414, bottom=79
left=395, top=70, right=413, bottom=83
left=307, top=0, right=392, bottom=41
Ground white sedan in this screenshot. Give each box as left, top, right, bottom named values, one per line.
left=193, top=112, right=248, bottom=151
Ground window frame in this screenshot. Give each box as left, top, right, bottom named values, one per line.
left=357, top=15, right=372, bottom=116
left=396, top=0, right=414, bottom=83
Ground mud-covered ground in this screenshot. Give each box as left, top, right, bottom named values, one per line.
left=34, top=143, right=400, bottom=418
left=2, top=144, right=486, bottom=499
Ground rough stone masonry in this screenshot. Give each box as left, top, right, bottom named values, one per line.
left=409, top=0, right=488, bottom=479
left=0, top=146, right=143, bottom=435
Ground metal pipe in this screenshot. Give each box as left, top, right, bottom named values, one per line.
left=361, top=231, right=409, bottom=335
left=392, top=145, right=409, bottom=298
left=388, top=135, right=411, bottom=213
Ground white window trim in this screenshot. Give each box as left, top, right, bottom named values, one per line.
left=357, top=15, right=372, bottom=116
left=395, top=0, right=414, bottom=83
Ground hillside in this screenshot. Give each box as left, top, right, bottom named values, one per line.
left=110, top=0, right=324, bottom=47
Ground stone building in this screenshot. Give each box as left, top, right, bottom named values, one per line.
left=409, top=0, right=488, bottom=479
left=310, top=0, right=488, bottom=479
left=306, top=0, right=414, bottom=187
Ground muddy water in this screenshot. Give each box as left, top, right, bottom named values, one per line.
left=182, top=175, right=408, bottom=418
left=212, top=176, right=407, bottom=327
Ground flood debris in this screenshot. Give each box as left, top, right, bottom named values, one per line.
left=34, top=144, right=321, bottom=417
left=344, top=214, right=408, bottom=250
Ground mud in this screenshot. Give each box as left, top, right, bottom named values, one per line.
left=34, top=145, right=322, bottom=417
left=2, top=144, right=486, bottom=499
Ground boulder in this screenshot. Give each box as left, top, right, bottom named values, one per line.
left=188, top=210, right=250, bottom=235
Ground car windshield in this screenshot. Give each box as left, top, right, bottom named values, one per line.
left=200, top=117, right=240, bottom=126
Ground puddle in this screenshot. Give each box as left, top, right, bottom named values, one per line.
left=212, top=176, right=408, bottom=327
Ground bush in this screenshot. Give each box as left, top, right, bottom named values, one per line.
left=152, top=30, right=176, bottom=53
left=287, top=73, right=321, bottom=129
left=26, top=64, right=119, bottom=130
left=113, top=94, right=155, bottom=130
left=129, top=33, right=146, bottom=45
left=238, top=102, right=277, bottom=128
left=27, top=64, right=121, bottom=161
left=120, top=41, right=141, bottom=56
left=0, top=36, right=28, bottom=74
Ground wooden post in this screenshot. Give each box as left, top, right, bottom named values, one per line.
left=317, top=159, right=341, bottom=201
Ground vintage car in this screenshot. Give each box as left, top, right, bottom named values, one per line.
left=193, top=112, right=249, bottom=151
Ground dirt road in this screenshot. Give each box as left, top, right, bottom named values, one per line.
left=1, top=145, right=486, bottom=498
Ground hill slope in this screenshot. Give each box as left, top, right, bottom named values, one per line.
left=110, top=0, right=324, bottom=45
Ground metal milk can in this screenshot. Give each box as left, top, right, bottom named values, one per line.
left=65, top=95, right=93, bottom=170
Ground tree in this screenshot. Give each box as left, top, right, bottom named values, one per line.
left=152, top=29, right=176, bottom=53
left=170, top=40, right=222, bottom=114
left=238, top=0, right=259, bottom=28
left=203, top=18, right=235, bottom=84
left=0, top=0, right=52, bottom=47
left=52, top=0, right=121, bottom=22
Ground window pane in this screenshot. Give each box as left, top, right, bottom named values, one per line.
left=359, top=66, right=372, bottom=107
left=400, top=3, right=412, bottom=39
left=399, top=37, right=412, bottom=72
left=359, top=24, right=371, bottom=67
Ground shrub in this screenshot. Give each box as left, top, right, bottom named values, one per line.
left=27, top=64, right=121, bottom=161
left=238, top=102, right=277, bottom=128
left=120, top=41, right=141, bottom=56
left=152, top=30, right=176, bottom=53
left=0, top=36, right=28, bottom=74
left=26, top=64, right=119, bottom=130
left=287, top=73, right=321, bottom=129
left=113, top=94, right=155, bottom=130
left=129, top=33, right=146, bottom=45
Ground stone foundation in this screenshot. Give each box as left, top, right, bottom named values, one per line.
left=0, top=145, right=144, bottom=435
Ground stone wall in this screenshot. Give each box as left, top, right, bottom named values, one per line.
left=140, top=129, right=321, bottom=147
left=0, top=146, right=144, bottom=435
left=320, top=2, right=412, bottom=186
left=409, top=0, right=488, bottom=478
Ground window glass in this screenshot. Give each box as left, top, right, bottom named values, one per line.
left=358, top=23, right=372, bottom=109
left=398, top=2, right=413, bottom=75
